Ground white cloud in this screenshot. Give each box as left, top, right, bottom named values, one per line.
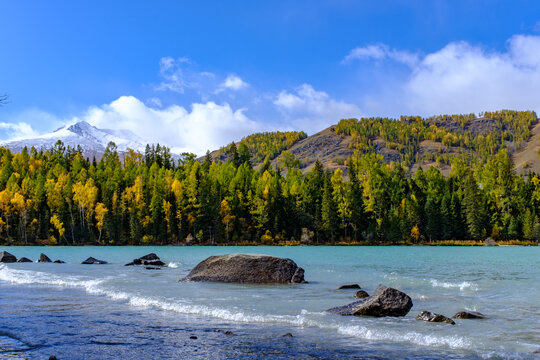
left=274, top=84, right=362, bottom=133
left=82, top=96, right=262, bottom=155
left=0, top=121, right=39, bottom=141
left=0, top=108, right=66, bottom=142
left=346, top=35, right=540, bottom=116
left=155, top=57, right=217, bottom=95
left=156, top=57, right=191, bottom=93
left=147, top=97, right=162, bottom=108
left=343, top=44, right=419, bottom=67
left=534, top=21, right=540, bottom=33
left=403, top=35, right=540, bottom=115
left=216, top=75, right=249, bottom=93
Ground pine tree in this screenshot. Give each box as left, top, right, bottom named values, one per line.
left=321, top=172, right=339, bottom=243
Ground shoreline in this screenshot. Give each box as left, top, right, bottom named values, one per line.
left=1, top=241, right=538, bottom=247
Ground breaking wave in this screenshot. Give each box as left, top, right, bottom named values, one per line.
left=0, top=264, right=476, bottom=353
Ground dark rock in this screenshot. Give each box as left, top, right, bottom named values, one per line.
left=453, top=311, right=487, bottom=319
left=189, top=336, right=197, bottom=340
left=354, top=290, right=370, bottom=299
left=38, top=253, right=52, bottom=263
left=327, top=284, right=413, bottom=317
left=143, top=260, right=166, bottom=266
left=484, top=238, right=497, bottom=246
left=0, top=251, right=17, bottom=263
left=145, top=266, right=161, bottom=270
left=139, top=253, right=160, bottom=261
left=53, top=260, right=66, bottom=264
left=125, top=253, right=166, bottom=267
left=17, top=257, right=33, bottom=263
left=416, top=311, right=455, bottom=325
left=81, top=257, right=108, bottom=264
left=49, top=356, right=57, bottom=360
left=214, top=329, right=236, bottom=336
left=533, top=349, right=540, bottom=354
left=338, top=284, right=361, bottom=290
left=281, top=333, right=293, bottom=338
left=181, top=253, right=307, bottom=284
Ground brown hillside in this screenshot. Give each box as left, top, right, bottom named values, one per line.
left=271, top=126, right=353, bottom=174
left=205, top=113, right=540, bottom=176
left=514, top=120, right=540, bottom=175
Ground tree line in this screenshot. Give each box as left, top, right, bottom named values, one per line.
left=0, top=133, right=540, bottom=246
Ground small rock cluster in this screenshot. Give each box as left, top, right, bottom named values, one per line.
left=0, top=251, right=166, bottom=268
left=125, top=253, right=166, bottom=268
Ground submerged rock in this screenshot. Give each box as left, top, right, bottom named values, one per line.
left=0, top=251, right=17, bottom=263
left=81, top=257, right=108, bottom=264
left=281, top=333, right=293, bottom=338
left=38, top=253, right=52, bottom=263
left=53, top=260, right=66, bottom=264
left=416, top=311, right=455, bottom=325
left=354, top=290, right=370, bottom=299
left=338, top=284, right=361, bottom=290
left=214, top=329, right=236, bottom=336
left=125, top=253, right=166, bottom=267
left=327, top=284, right=412, bottom=317
left=181, top=253, right=307, bottom=284
left=453, top=311, right=487, bottom=319
left=17, top=257, right=33, bottom=263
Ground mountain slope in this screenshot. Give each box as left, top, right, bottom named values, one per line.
left=207, top=110, right=540, bottom=176
left=513, top=120, right=540, bottom=174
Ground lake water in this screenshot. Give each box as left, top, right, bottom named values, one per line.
left=0, top=246, right=539, bottom=359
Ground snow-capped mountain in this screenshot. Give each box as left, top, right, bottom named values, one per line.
left=0, top=121, right=149, bottom=159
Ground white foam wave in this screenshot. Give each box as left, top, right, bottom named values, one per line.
left=430, top=279, right=478, bottom=291
left=0, top=265, right=476, bottom=353
left=167, top=262, right=179, bottom=268
left=0, top=265, right=105, bottom=290
left=337, top=324, right=472, bottom=350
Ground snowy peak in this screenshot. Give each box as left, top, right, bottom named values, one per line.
left=66, top=121, right=96, bottom=137
left=0, top=121, right=149, bottom=159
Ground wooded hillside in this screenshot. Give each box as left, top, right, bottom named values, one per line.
left=1, top=110, right=540, bottom=246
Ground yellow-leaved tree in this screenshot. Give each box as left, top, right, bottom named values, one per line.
left=94, top=202, right=108, bottom=244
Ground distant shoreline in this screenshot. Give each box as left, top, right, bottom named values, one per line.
left=2, top=240, right=538, bottom=247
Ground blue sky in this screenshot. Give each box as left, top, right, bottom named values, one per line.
left=2, top=1, right=540, bottom=154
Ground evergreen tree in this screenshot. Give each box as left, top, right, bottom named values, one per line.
left=321, top=172, right=339, bottom=243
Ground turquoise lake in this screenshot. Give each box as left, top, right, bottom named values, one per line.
left=1, top=246, right=539, bottom=359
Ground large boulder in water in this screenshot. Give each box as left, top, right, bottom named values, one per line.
left=81, top=257, right=108, bottom=264
left=0, top=251, right=17, bottom=263
left=416, top=311, right=455, bottom=325
left=125, top=253, right=166, bottom=267
left=181, top=253, right=306, bottom=284
left=327, top=284, right=412, bottom=317
left=17, top=257, right=33, bottom=263
left=38, top=253, right=52, bottom=263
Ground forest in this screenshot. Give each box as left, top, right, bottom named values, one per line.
left=1, top=110, right=540, bottom=246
